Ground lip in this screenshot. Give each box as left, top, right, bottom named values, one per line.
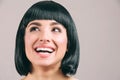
left=33, top=45, right=56, bottom=58
left=34, top=45, right=55, bottom=51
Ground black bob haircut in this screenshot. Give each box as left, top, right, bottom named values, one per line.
left=15, top=0, right=80, bottom=76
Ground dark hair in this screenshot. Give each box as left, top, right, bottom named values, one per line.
left=15, top=0, right=80, bottom=76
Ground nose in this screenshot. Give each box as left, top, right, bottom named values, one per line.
left=40, top=39, right=50, bottom=43
left=39, top=32, right=51, bottom=43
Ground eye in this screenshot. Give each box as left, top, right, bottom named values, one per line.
left=29, top=27, right=40, bottom=32
left=52, top=27, right=61, bottom=33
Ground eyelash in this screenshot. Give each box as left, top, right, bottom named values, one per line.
left=52, top=27, right=61, bottom=33
left=30, top=27, right=40, bottom=32
left=29, top=27, right=61, bottom=33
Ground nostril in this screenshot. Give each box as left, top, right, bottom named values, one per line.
left=40, top=39, right=50, bottom=43
left=45, top=39, right=50, bottom=42
left=40, top=40, right=43, bottom=42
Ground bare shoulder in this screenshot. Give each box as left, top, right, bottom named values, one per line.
left=70, top=77, right=79, bottom=80
left=73, top=78, right=79, bottom=80
left=20, top=77, right=26, bottom=80
left=74, top=78, right=79, bottom=80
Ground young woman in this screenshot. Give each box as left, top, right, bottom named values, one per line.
left=15, top=1, right=80, bottom=80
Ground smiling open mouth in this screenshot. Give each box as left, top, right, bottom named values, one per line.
left=35, top=48, right=54, bottom=53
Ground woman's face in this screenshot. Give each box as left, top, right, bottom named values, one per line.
left=24, top=20, right=68, bottom=67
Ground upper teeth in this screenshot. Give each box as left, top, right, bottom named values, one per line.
left=36, top=48, right=53, bottom=52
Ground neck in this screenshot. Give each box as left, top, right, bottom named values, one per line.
left=24, top=64, right=68, bottom=80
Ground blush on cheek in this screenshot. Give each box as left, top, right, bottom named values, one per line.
left=25, top=34, right=38, bottom=44
left=25, top=37, right=30, bottom=46
left=56, top=35, right=67, bottom=43
left=56, top=38, right=68, bottom=50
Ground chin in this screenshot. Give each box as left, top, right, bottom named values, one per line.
left=31, top=60, right=61, bottom=68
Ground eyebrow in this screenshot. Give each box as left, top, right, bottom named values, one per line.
left=27, top=21, right=62, bottom=27
left=28, top=22, right=41, bottom=27
left=50, top=22, right=61, bottom=26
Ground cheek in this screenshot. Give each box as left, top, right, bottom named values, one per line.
left=56, top=36, right=68, bottom=60
left=56, top=36, right=68, bottom=50
left=24, top=34, right=38, bottom=49
left=57, top=38, right=67, bottom=44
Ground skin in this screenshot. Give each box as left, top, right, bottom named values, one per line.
left=23, top=20, right=77, bottom=80
left=25, top=20, right=68, bottom=67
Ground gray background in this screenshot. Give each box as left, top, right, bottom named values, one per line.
left=0, top=0, right=120, bottom=80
